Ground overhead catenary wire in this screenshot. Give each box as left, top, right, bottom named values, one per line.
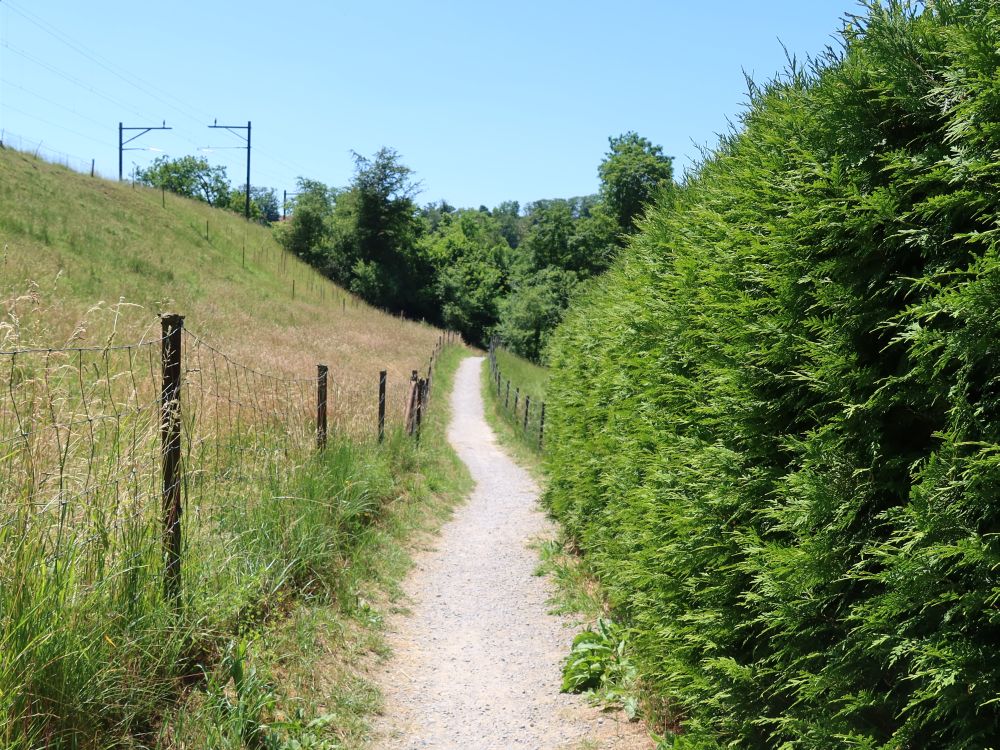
left=0, top=77, right=113, bottom=130
left=2, top=102, right=115, bottom=148
left=1, top=2, right=318, bottom=181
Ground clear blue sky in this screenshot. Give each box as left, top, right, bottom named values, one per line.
left=0, top=1, right=855, bottom=208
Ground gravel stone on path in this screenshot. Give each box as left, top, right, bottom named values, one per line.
left=370, top=356, right=651, bottom=750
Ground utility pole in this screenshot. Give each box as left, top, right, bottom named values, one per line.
left=283, top=189, right=301, bottom=220
left=208, top=119, right=251, bottom=220
left=119, top=121, right=171, bottom=181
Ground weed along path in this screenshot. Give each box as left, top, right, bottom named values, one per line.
left=371, top=356, right=649, bottom=749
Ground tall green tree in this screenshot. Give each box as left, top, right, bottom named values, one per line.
left=327, top=148, right=431, bottom=316
left=498, top=267, right=577, bottom=362
left=597, top=131, right=673, bottom=235
left=136, top=155, right=230, bottom=205
left=423, top=209, right=510, bottom=344
left=275, top=178, right=335, bottom=268
left=227, top=186, right=281, bottom=223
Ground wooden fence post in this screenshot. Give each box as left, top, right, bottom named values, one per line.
left=160, top=313, right=184, bottom=606
left=378, top=370, right=387, bottom=443
left=317, top=364, right=328, bottom=450
left=505, top=380, right=510, bottom=409
left=514, top=387, right=519, bottom=413
left=405, top=369, right=419, bottom=435
left=539, top=402, right=546, bottom=449
left=415, top=378, right=426, bottom=442
left=524, top=395, right=531, bottom=432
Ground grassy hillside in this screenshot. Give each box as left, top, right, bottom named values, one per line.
left=495, top=347, right=549, bottom=403
left=0, top=146, right=441, bottom=388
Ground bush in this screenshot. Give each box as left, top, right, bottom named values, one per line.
left=545, top=2, right=1000, bottom=747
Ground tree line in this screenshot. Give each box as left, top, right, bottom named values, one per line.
left=274, top=134, right=673, bottom=359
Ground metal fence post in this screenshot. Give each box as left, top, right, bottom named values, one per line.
left=160, top=313, right=184, bottom=606
left=317, top=364, right=328, bottom=450
left=378, top=370, right=387, bottom=443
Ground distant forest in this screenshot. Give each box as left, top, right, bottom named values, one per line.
left=273, top=133, right=673, bottom=359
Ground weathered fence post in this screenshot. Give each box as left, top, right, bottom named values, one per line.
left=378, top=369, right=387, bottom=443
left=514, top=387, right=519, bottom=413
left=524, top=395, right=531, bottom=432
left=415, top=377, right=426, bottom=442
left=539, top=402, right=546, bottom=449
left=505, top=380, right=510, bottom=409
left=405, top=369, right=419, bottom=435
left=317, top=364, right=328, bottom=450
left=160, top=313, right=184, bottom=606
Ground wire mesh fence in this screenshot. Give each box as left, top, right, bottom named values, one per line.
left=487, top=339, right=545, bottom=451
left=0, top=316, right=459, bottom=618
left=0, top=311, right=461, bottom=744
left=0, top=129, right=105, bottom=178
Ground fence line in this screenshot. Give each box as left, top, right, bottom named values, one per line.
left=0, top=317, right=461, bottom=613
left=0, top=128, right=105, bottom=178
left=487, top=337, right=545, bottom=450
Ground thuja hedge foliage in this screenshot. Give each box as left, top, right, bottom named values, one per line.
left=545, top=3, right=1000, bottom=747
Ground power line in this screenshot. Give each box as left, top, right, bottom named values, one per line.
left=0, top=77, right=111, bottom=130
left=3, top=103, right=109, bottom=148
left=2, top=0, right=214, bottom=127
left=1, top=4, right=318, bottom=188
left=1, top=41, right=152, bottom=121
left=2, top=1, right=317, bottom=180
left=1, top=41, right=217, bottom=158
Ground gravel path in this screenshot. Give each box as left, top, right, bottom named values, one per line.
left=370, top=356, right=650, bottom=750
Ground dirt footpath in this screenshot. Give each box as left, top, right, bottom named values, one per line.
left=370, top=356, right=651, bottom=750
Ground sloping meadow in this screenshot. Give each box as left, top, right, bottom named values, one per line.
left=545, top=2, right=1000, bottom=747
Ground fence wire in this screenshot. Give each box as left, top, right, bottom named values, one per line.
left=0, top=320, right=445, bottom=628
left=1, top=332, right=167, bottom=746
left=487, top=341, right=546, bottom=450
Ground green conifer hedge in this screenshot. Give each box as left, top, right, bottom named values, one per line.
left=545, top=2, right=1000, bottom=746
